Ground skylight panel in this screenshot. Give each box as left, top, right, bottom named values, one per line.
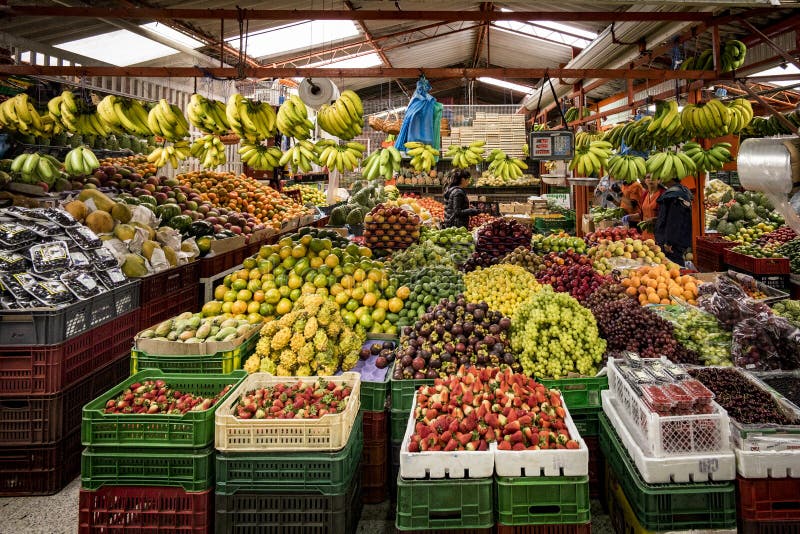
left=751, top=65, right=800, bottom=87
left=496, top=7, right=596, bottom=48
left=478, top=77, right=534, bottom=94
left=230, top=21, right=360, bottom=59
left=55, top=30, right=180, bottom=66
left=140, top=22, right=204, bottom=49
left=311, top=53, right=383, bottom=69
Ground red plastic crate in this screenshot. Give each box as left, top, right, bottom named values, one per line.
left=139, top=286, right=199, bottom=331
left=79, top=485, right=213, bottom=533
left=724, top=249, right=791, bottom=275
left=0, top=309, right=140, bottom=397
left=362, top=437, right=387, bottom=504
left=0, top=426, right=82, bottom=496
left=740, top=519, right=800, bottom=534
left=698, top=235, right=739, bottom=254
left=139, top=261, right=201, bottom=304
left=585, top=436, right=604, bottom=499
left=363, top=410, right=388, bottom=442
left=497, top=524, right=591, bottom=534
left=738, top=476, right=800, bottom=522
left=198, top=247, right=247, bottom=279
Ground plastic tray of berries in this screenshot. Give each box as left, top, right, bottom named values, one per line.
left=214, top=372, right=361, bottom=452
left=81, top=370, right=247, bottom=449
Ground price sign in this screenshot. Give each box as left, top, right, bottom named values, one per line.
left=529, top=131, right=574, bottom=160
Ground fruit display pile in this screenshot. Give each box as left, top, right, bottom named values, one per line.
left=396, top=267, right=464, bottom=322
left=536, top=261, right=609, bottom=303
left=103, top=380, right=232, bottom=415
left=407, top=368, right=579, bottom=452
left=475, top=219, right=531, bottom=258
left=419, top=226, right=474, bottom=265
left=583, top=282, right=633, bottom=312
left=464, top=264, right=542, bottom=316
left=593, top=299, right=679, bottom=359
left=708, top=191, right=783, bottom=239
left=585, top=227, right=641, bottom=244
left=403, top=195, right=444, bottom=222
left=459, top=251, right=502, bottom=273
left=650, top=305, right=733, bottom=366
left=777, top=238, right=800, bottom=274
left=386, top=240, right=457, bottom=273
left=532, top=234, right=587, bottom=254
left=363, top=204, right=421, bottom=251
left=621, top=265, right=700, bottom=306
left=234, top=377, right=353, bottom=420
left=468, top=213, right=498, bottom=230
left=140, top=313, right=254, bottom=343
left=499, top=247, right=543, bottom=275
left=284, top=184, right=328, bottom=206
left=588, top=238, right=668, bottom=275
left=772, top=300, right=800, bottom=328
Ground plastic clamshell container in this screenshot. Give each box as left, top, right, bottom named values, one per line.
left=607, top=358, right=731, bottom=457
left=214, top=372, right=361, bottom=452
left=81, top=370, right=247, bottom=449
left=602, top=391, right=736, bottom=484
left=680, top=378, right=716, bottom=406
left=399, top=395, right=494, bottom=479
left=494, top=393, right=589, bottom=477
left=640, top=384, right=674, bottom=415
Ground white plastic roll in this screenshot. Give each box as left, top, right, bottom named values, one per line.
left=297, top=78, right=340, bottom=109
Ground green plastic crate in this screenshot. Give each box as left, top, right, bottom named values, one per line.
left=360, top=378, right=390, bottom=412
left=537, top=375, right=608, bottom=411
left=81, top=370, right=246, bottom=449
left=570, top=407, right=601, bottom=437
left=495, top=475, right=590, bottom=526
left=391, top=408, right=411, bottom=443
left=215, top=413, right=363, bottom=496
left=598, top=412, right=737, bottom=531
left=395, top=475, right=494, bottom=531
left=390, top=376, right=434, bottom=413
left=130, top=331, right=259, bottom=374
left=81, top=446, right=214, bottom=492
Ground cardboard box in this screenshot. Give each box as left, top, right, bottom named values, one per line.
left=582, top=214, right=595, bottom=234
left=134, top=323, right=262, bottom=356
left=208, top=235, right=246, bottom=255
left=596, top=219, right=620, bottom=230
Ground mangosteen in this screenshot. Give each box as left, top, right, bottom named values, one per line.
left=430, top=357, right=442, bottom=369
left=444, top=342, right=455, bottom=354
left=382, top=341, right=394, bottom=351
left=498, top=317, right=511, bottom=331
left=484, top=335, right=496, bottom=346
left=465, top=303, right=476, bottom=313
left=380, top=349, right=393, bottom=359
left=425, top=369, right=438, bottom=379
left=478, top=302, right=489, bottom=312
left=370, top=343, right=382, bottom=355
left=476, top=353, right=487, bottom=365
left=456, top=297, right=466, bottom=307
left=435, top=324, right=445, bottom=336
left=443, top=320, right=453, bottom=331
left=401, top=354, right=413, bottom=367
left=446, top=301, right=457, bottom=312
left=489, top=324, right=500, bottom=335
left=412, top=357, right=426, bottom=371
left=473, top=308, right=485, bottom=321
left=503, top=353, right=516, bottom=365
left=463, top=323, right=474, bottom=336
left=451, top=324, right=463, bottom=336
left=414, top=371, right=426, bottom=379
left=493, top=343, right=505, bottom=354
left=360, top=348, right=371, bottom=360
left=393, top=368, right=404, bottom=380
left=459, top=356, right=469, bottom=365
left=375, top=356, right=388, bottom=369
left=455, top=342, right=466, bottom=353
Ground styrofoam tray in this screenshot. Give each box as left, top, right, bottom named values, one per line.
left=602, top=390, right=736, bottom=484
left=399, top=395, right=494, bottom=479
left=494, top=394, right=588, bottom=477
left=735, top=447, right=800, bottom=478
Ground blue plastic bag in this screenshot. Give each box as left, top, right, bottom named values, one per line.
left=395, top=77, right=437, bottom=150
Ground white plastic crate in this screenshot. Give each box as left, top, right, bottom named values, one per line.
left=734, top=447, right=800, bottom=478
left=494, top=393, right=588, bottom=477
left=602, top=390, right=736, bottom=484
left=607, top=358, right=731, bottom=457
left=214, top=372, right=360, bottom=452
left=399, top=395, right=494, bottom=479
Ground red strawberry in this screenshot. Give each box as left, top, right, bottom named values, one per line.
left=497, top=440, right=512, bottom=451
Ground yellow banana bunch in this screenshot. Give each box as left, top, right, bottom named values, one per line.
left=49, top=91, right=109, bottom=137
left=486, top=149, right=528, bottom=181
left=187, top=94, right=230, bottom=135
left=568, top=140, right=613, bottom=177
left=726, top=98, right=753, bottom=134
left=316, top=90, right=364, bottom=140
left=64, top=146, right=100, bottom=176
left=147, top=99, right=190, bottom=142
left=147, top=140, right=191, bottom=169
left=0, top=94, right=54, bottom=137
left=405, top=141, right=440, bottom=173
left=238, top=142, right=283, bottom=171
left=445, top=140, right=485, bottom=169
left=574, top=131, right=605, bottom=149
left=646, top=149, right=697, bottom=182
left=226, top=93, right=277, bottom=142
left=681, top=141, right=732, bottom=174
left=606, top=154, right=647, bottom=184
left=9, top=152, right=63, bottom=186
left=276, top=95, right=314, bottom=140
left=97, top=95, right=151, bottom=136
left=362, top=146, right=402, bottom=180
left=315, top=139, right=364, bottom=173
left=190, top=134, right=226, bottom=168
left=680, top=98, right=735, bottom=139
left=279, top=139, right=319, bottom=174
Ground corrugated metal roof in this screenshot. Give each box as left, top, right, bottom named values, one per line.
left=482, top=27, right=573, bottom=69
left=384, top=29, right=478, bottom=68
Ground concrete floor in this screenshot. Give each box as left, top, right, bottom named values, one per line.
left=0, top=476, right=614, bottom=534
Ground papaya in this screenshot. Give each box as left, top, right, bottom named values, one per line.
left=85, top=210, right=114, bottom=234
left=77, top=189, right=116, bottom=213
left=111, top=203, right=133, bottom=223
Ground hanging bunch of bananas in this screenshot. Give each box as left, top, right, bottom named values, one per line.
left=362, top=146, right=402, bottom=180
left=444, top=140, right=485, bottom=168
left=486, top=149, right=528, bottom=180
left=606, top=154, right=647, bottom=184
left=226, top=93, right=277, bottom=142
left=569, top=140, right=613, bottom=177
left=187, top=94, right=230, bottom=135
left=276, top=95, right=314, bottom=140
left=64, top=146, right=101, bottom=176
left=96, top=95, right=151, bottom=136
left=147, top=99, right=190, bottom=142
left=564, top=106, right=592, bottom=123
left=190, top=134, right=227, bottom=168
left=605, top=117, right=653, bottom=152
left=681, top=141, right=732, bottom=174
left=726, top=98, right=754, bottom=134
left=743, top=110, right=800, bottom=137
left=405, top=141, right=440, bottom=173
left=646, top=100, right=690, bottom=149
left=49, top=91, right=109, bottom=137
left=10, top=152, right=63, bottom=185
left=316, top=90, right=364, bottom=140
left=315, top=139, right=364, bottom=173
left=238, top=142, right=284, bottom=171
left=0, top=94, right=55, bottom=137
left=148, top=140, right=191, bottom=169
left=574, top=131, right=605, bottom=149
left=279, top=139, right=319, bottom=174
left=680, top=99, right=737, bottom=139
left=680, top=40, right=747, bottom=73
left=646, top=149, right=697, bottom=182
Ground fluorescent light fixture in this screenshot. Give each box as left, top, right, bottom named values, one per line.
left=751, top=64, right=800, bottom=87
left=56, top=30, right=182, bottom=66
left=230, top=21, right=359, bottom=59
left=140, top=22, right=204, bottom=49
left=478, top=77, right=534, bottom=94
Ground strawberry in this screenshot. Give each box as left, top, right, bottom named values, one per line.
left=457, top=432, right=472, bottom=446
left=512, top=442, right=526, bottom=451
left=497, top=440, right=512, bottom=451
left=566, top=440, right=580, bottom=449
left=408, top=440, right=420, bottom=452
left=444, top=439, right=458, bottom=452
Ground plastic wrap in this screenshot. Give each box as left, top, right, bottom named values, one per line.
left=650, top=302, right=732, bottom=366
left=697, top=274, right=772, bottom=330
left=732, top=313, right=800, bottom=371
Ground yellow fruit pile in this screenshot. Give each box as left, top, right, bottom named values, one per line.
left=464, top=264, right=542, bottom=316
left=588, top=238, right=668, bottom=274
left=621, top=265, right=701, bottom=306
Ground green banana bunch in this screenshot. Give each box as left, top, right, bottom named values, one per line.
left=316, top=90, right=364, bottom=140
left=64, top=146, right=100, bottom=176
left=564, top=106, right=592, bottom=123
left=362, top=146, right=402, bottom=180
left=50, top=91, right=109, bottom=137
left=147, top=99, right=190, bottom=142
left=148, top=140, right=191, bottom=169
left=226, top=93, right=277, bottom=142
left=315, top=139, right=364, bottom=173
left=606, top=154, right=647, bottom=184
left=568, top=140, right=613, bottom=177
left=646, top=149, right=697, bottom=182
left=608, top=117, right=656, bottom=152
left=681, top=40, right=746, bottom=73
left=742, top=109, right=800, bottom=137
left=681, top=141, right=732, bottom=174
left=0, top=94, right=54, bottom=138
left=404, top=141, right=440, bottom=173
left=279, top=139, right=319, bottom=174
left=10, top=152, right=63, bottom=186
left=190, top=134, right=227, bottom=168
left=445, top=140, right=485, bottom=168
left=486, top=149, right=528, bottom=180
left=97, top=95, right=151, bottom=136
left=276, top=95, right=314, bottom=140
left=575, top=131, right=605, bottom=149
left=726, top=98, right=753, bottom=134
left=680, top=98, right=735, bottom=138
left=238, top=142, right=283, bottom=171
left=187, top=94, right=230, bottom=135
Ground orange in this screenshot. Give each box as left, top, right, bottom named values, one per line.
left=647, top=292, right=660, bottom=304
left=252, top=290, right=265, bottom=302
left=237, top=289, right=253, bottom=302
left=396, top=286, right=411, bottom=300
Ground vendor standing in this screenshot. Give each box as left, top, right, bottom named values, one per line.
left=625, top=174, right=664, bottom=240
left=442, top=169, right=478, bottom=228
left=655, top=177, right=694, bottom=266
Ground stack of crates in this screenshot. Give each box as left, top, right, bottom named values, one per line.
left=78, top=369, right=246, bottom=533
left=213, top=372, right=363, bottom=533
left=0, top=284, right=140, bottom=496
left=390, top=375, right=435, bottom=500
left=600, top=357, right=738, bottom=533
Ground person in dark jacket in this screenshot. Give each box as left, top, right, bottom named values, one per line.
left=655, top=178, right=694, bottom=266
left=442, top=169, right=478, bottom=228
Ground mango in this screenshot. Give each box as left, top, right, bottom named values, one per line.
left=111, top=202, right=132, bottom=223
left=78, top=189, right=116, bottom=213
left=215, top=327, right=237, bottom=340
